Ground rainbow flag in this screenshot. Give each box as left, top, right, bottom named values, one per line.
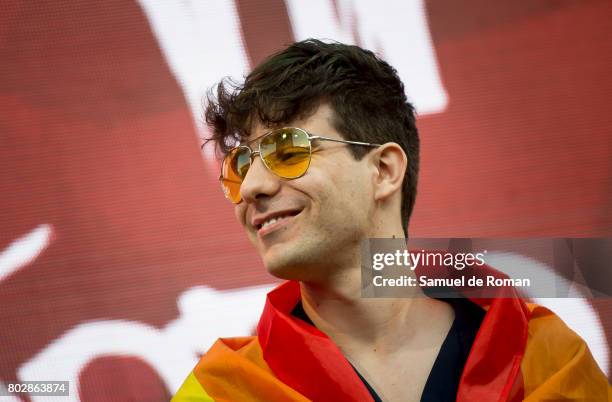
left=173, top=280, right=610, bottom=401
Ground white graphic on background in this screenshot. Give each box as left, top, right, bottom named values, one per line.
left=137, top=0, right=250, bottom=158
left=285, top=0, right=448, bottom=114
left=138, top=0, right=448, bottom=162
left=18, top=285, right=274, bottom=401
left=0, top=224, right=53, bottom=283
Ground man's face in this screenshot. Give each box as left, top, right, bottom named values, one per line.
left=234, top=104, right=375, bottom=281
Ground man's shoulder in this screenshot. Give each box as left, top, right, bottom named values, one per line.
left=524, top=303, right=594, bottom=359
left=525, top=303, right=580, bottom=345
left=521, top=303, right=611, bottom=400
left=172, top=336, right=267, bottom=401
left=196, top=335, right=265, bottom=369
left=173, top=336, right=311, bottom=402
left=207, top=336, right=259, bottom=353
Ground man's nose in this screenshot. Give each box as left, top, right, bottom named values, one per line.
left=240, top=155, right=281, bottom=203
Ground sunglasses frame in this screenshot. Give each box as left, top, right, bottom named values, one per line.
left=219, top=127, right=381, bottom=203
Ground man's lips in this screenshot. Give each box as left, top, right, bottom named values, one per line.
left=256, top=213, right=300, bottom=237
left=251, top=209, right=302, bottom=237
left=251, top=208, right=303, bottom=230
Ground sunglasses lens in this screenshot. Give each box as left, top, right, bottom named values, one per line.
left=220, top=128, right=312, bottom=203
left=260, top=128, right=311, bottom=178
left=221, top=147, right=250, bottom=203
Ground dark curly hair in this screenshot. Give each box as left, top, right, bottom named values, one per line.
left=204, top=39, right=419, bottom=236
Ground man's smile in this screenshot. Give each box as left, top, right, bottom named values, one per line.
left=252, top=208, right=303, bottom=238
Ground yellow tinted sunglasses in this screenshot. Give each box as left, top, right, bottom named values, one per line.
left=220, top=127, right=380, bottom=203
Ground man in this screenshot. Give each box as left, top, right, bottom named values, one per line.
left=174, top=39, right=609, bottom=401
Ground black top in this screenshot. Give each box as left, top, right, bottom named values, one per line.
left=291, top=297, right=484, bottom=402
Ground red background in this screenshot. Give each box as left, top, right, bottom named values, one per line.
left=1, top=1, right=610, bottom=400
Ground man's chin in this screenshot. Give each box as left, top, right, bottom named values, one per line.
left=262, top=253, right=317, bottom=281
left=259, top=242, right=321, bottom=281
left=263, top=260, right=302, bottom=280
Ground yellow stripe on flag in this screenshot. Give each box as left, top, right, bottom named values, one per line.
left=172, top=372, right=215, bottom=402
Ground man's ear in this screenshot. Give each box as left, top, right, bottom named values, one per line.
left=371, top=143, right=407, bottom=202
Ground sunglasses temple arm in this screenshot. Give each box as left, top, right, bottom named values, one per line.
left=219, top=176, right=243, bottom=185
left=309, top=135, right=381, bottom=148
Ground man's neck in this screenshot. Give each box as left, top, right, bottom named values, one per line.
left=292, top=231, right=456, bottom=402
left=298, top=270, right=454, bottom=358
